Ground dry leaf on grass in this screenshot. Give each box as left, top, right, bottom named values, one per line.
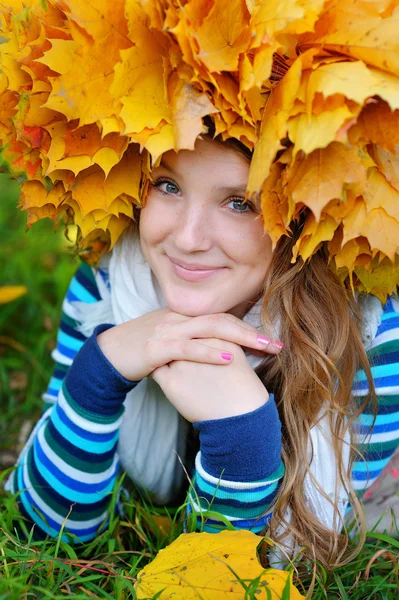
left=134, top=530, right=304, bottom=599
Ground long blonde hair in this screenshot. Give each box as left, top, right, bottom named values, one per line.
left=256, top=218, right=376, bottom=567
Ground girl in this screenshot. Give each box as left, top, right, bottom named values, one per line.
left=7, top=130, right=399, bottom=569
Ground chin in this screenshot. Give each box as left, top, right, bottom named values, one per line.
left=163, top=289, right=227, bottom=317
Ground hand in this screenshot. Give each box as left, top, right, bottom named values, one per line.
left=150, top=338, right=269, bottom=422
left=97, top=308, right=283, bottom=382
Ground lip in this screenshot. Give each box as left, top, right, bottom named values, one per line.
left=167, top=255, right=227, bottom=282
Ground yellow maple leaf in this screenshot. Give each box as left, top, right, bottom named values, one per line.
left=369, top=145, right=399, bottom=192
left=42, top=0, right=132, bottom=127
left=44, top=121, right=128, bottom=178
left=68, top=146, right=143, bottom=217
left=192, top=0, right=251, bottom=72
left=247, top=50, right=316, bottom=196
left=299, top=0, right=399, bottom=75
left=284, top=142, right=367, bottom=222
left=364, top=167, right=399, bottom=221
left=134, top=530, right=304, bottom=600
left=349, top=101, right=399, bottom=153
left=288, top=104, right=357, bottom=157
left=293, top=213, right=338, bottom=262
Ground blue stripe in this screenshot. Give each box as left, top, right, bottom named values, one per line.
left=351, top=456, right=391, bottom=472
left=60, top=320, right=87, bottom=342
left=69, top=278, right=98, bottom=304
left=195, top=473, right=279, bottom=503
left=53, top=367, right=68, bottom=379
left=66, top=290, right=81, bottom=303
left=57, top=330, right=85, bottom=353
left=55, top=403, right=118, bottom=442
left=359, top=448, right=397, bottom=461
left=34, top=438, right=118, bottom=497
left=195, top=471, right=280, bottom=495
left=199, top=513, right=272, bottom=530
left=383, top=298, right=394, bottom=312
left=351, top=468, right=385, bottom=481
left=48, top=377, right=62, bottom=391
left=75, top=270, right=101, bottom=301
left=57, top=342, right=78, bottom=360
left=357, top=411, right=399, bottom=426
left=376, top=317, right=399, bottom=334
left=48, top=420, right=116, bottom=464
left=355, top=362, right=399, bottom=382
left=362, top=403, right=399, bottom=415
left=194, top=486, right=277, bottom=512
left=355, top=419, right=399, bottom=434
left=353, top=375, right=399, bottom=391
left=368, top=351, right=399, bottom=367
left=52, top=405, right=119, bottom=453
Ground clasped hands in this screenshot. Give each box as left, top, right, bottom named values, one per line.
left=97, top=308, right=283, bottom=423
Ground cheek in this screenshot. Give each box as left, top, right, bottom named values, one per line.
left=226, top=221, right=273, bottom=274
left=139, top=198, right=173, bottom=247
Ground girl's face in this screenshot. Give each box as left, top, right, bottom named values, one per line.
left=139, top=138, right=273, bottom=318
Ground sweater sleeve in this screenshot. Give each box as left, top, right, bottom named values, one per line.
left=351, top=296, right=399, bottom=499
left=187, top=394, right=284, bottom=533
left=187, top=295, right=399, bottom=539
left=6, top=263, right=138, bottom=542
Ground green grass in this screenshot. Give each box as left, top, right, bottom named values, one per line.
left=1, top=173, right=399, bottom=598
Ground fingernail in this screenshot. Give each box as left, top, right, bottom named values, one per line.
left=257, top=335, right=271, bottom=346
left=273, top=340, right=284, bottom=349
left=221, top=352, right=233, bottom=361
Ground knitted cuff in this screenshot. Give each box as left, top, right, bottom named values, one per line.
left=193, top=394, right=282, bottom=482
left=64, top=323, right=139, bottom=416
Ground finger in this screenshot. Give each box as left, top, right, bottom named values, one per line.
left=171, top=313, right=284, bottom=354
left=147, top=338, right=234, bottom=370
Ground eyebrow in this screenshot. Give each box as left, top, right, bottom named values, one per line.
left=158, top=160, right=247, bottom=196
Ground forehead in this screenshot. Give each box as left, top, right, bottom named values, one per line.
left=157, top=138, right=251, bottom=181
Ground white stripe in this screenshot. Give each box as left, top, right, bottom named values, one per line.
left=62, top=296, right=83, bottom=321
left=22, top=458, right=108, bottom=530
left=368, top=327, right=399, bottom=350
left=58, top=388, right=124, bottom=434
left=41, top=393, right=57, bottom=404
left=352, top=385, right=399, bottom=397
left=38, top=425, right=120, bottom=485
left=188, top=495, right=270, bottom=522
left=195, top=452, right=282, bottom=490
left=353, top=429, right=399, bottom=444
left=51, top=348, right=73, bottom=367
left=351, top=476, right=379, bottom=491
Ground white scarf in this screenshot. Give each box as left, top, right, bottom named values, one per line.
left=71, top=227, right=271, bottom=503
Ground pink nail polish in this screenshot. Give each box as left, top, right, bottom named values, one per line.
left=273, top=340, right=284, bottom=349
left=221, top=352, right=233, bottom=361
left=257, top=335, right=271, bottom=346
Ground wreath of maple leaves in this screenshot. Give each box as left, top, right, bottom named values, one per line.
left=1, top=0, right=399, bottom=299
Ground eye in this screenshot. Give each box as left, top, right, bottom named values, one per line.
left=226, top=198, right=256, bottom=215
left=151, top=177, right=181, bottom=196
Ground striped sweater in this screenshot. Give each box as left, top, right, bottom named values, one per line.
left=7, top=262, right=399, bottom=541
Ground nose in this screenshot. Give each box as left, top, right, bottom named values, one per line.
left=172, top=200, right=213, bottom=253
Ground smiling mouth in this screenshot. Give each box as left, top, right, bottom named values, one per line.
left=167, top=255, right=227, bottom=282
